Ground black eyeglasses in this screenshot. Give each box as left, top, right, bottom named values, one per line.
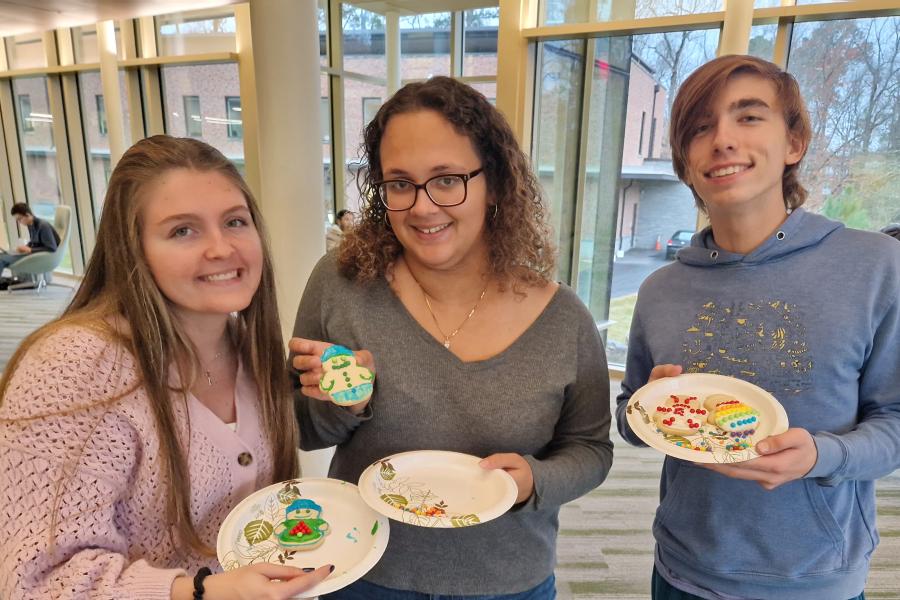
left=375, top=168, right=483, bottom=212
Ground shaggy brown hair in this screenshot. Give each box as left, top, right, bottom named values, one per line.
left=0, top=135, right=298, bottom=556
left=670, top=55, right=812, bottom=211
left=338, top=77, right=555, bottom=289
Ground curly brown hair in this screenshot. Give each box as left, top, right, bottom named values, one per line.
left=670, top=55, right=811, bottom=211
left=338, top=77, right=555, bottom=290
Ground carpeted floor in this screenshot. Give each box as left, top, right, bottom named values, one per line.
left=1, top=286, right=898, bottom=598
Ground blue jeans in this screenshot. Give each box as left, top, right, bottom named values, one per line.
left=323, top=574, right=556, bottom=600
left=652, top=566, right=865, bottom=600
left=0, top=252, right=25, bottom=274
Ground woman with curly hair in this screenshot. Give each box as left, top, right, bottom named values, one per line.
left=290, top=77, right=612, bottom=599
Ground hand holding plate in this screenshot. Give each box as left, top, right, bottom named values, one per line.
left=700, top=427, right=818, bottom=490
left=480, top=453, right=534, bottom=504
left=648, top=363, right=683, bottom=383
left=174, top=563, right=333, bottom=600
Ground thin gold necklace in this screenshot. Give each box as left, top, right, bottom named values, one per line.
left=408, top=267, right=488, bottom=349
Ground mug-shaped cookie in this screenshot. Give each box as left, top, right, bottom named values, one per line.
left=319, top=345, right=374, bottom=407
left=704, top=393, right=760, bottom=439
left=653, top=394, right=708, bottom=436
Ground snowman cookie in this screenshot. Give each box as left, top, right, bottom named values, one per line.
left=319, top=345, right=374, bottom=407
left=274, top=498, right=331, bottom=550
left=654, top=394, right=708, bottom=436
left=704, top=393, right=759, bottom=440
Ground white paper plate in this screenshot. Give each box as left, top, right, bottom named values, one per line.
left=357, top=450, right=518, bottom=528
left=217, top=478, right=389, bottom=598
left=625, top=373, right=789, bottom=464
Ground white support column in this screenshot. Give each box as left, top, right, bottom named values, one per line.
left=137, top=16, right=165, bottom=136
left=720, top=0, right=754, bottom=56
left=385, top=11, right=401, bottom=95
left=98, top=21, right=126, bottom=165
left=250, top=0, right=333, bottom=478
left=450, top=11, right=464, bottom=78
left=119, top=19, right=146, bottom=143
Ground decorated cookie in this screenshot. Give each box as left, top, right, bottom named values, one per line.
left=704, top=393, right=760, bottom=440
left=273, top=498, right=331, bottom=550
left=319, top=345, right=374, bottom=407
left=653, top=394, right=708, bottom=436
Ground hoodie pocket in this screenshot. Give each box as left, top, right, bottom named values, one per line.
left=654, top=463, right=845, bottom=577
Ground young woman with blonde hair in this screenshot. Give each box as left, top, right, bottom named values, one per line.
left=0, top=136, right=331, bottom=599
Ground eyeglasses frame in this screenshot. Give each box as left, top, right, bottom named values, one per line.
left=375, top=168, right=484, bottom=212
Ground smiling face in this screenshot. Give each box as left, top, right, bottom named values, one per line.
left=684, top=73, right=804, bottom=217
left=380, top=109, right=490, bottom=273
left=140, top=168, right=263, bottom=323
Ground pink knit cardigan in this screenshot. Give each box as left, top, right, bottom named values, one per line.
left=0, top=325, right=274, bottom=599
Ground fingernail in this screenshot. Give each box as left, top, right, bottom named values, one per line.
left=329, top=564, right=335, bottom=573
left=302, top=567, right=316, bottom=572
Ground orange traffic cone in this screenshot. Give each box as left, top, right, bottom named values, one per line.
left=655, top=235, right=661, bottom=251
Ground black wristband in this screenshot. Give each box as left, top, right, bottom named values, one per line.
left=193, top=567, right=212, bottom=600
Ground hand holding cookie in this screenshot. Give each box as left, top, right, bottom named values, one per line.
left=290, top=337, right=375, bottom=414
left=701, top=427, right=818, bottom=490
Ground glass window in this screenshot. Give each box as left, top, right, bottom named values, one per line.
left=18, top=95, right=34, bottom=132
left=161, top=63, right=244, bottom=172
left=463, top=8, right=499, bottom=77
left=321, top=75, right=335, bottom=224
left=183, top=95, right=202, bottom=137
left=344, top=78, right=386, bottom=213
left=532, top=39, right=587, bottom=286
left=96, top=95, right=108, bottom=135
left=319, top=0, right=329, bottom=67
left=748, top=24, right=778, bottom=61
left=342, top=4, right=386, bottom=79
left=401, top=12, right=451, bottom=79
left=540, top=0, right=723, bottom=26
left=225, top=96, right=242, bottom=139
left=5, top=34, right=46, bottom=70
left=12, top=77, right=62, bottom=216
left=156, top=8, right=237, bottom=55
left=78, top=72, right=111, bottom=218
left=787, top=16, right=900, bottom=232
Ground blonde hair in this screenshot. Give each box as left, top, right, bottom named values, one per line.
left=0, top=135, right=298, bottom=555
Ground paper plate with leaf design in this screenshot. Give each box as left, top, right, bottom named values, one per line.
left=625, top=373, right=789, bottom=464
left=357, top=450, right=518, bottom=528
left=217, top=478, right=389, bottom=598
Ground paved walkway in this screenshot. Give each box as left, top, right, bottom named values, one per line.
left=1, top=289, right=897, bottom=599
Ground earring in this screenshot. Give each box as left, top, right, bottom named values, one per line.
left=491, top=204, right=499, bottom=222
left=383, top=211, right=392, bottom=230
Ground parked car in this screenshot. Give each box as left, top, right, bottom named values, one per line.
left=666, top=230, right=694, bottom=259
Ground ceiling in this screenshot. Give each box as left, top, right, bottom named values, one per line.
left=0, top=0, right=242, bottom=38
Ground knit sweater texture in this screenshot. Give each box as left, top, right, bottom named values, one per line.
left=0, top=325, right=273, bottom=599
left=292, top=254, right=614, bottom=595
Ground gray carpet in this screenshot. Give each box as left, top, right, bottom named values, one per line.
left=1, top=287, right=897, bottom=598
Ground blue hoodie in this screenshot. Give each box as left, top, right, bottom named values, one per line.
left=616, top=209, right=900, bottom=600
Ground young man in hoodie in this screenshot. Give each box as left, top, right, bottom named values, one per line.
left=616, top=55, right=900, bottom=600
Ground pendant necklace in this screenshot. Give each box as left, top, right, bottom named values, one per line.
left=203, top=350, right=225, bottom=386
left=408, top=267, right=488, bottom=349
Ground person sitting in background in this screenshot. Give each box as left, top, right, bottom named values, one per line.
left=325, top=209, right=354, bottom=251
left=0, top=202, right=61, bottom=275
left=291, top=76, right=613, bottom=599
left=0, top=136, right=332, bottom=599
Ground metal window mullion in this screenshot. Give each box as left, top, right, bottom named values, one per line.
left=450, top=11, right=464, bottom=78
left=119, top=19, right=147, bottom=142
left=235, top=3, right=261, bottom=198
left=569, top=37, right=596, bottom=291
left=329, top=0, right=345, bottom=213
left=59, top=71, right=94, bottom=266
left=137, top=16, right=165, bottom=136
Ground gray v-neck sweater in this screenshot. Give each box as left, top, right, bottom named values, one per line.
left=292, top=254, right=613, bottom=595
